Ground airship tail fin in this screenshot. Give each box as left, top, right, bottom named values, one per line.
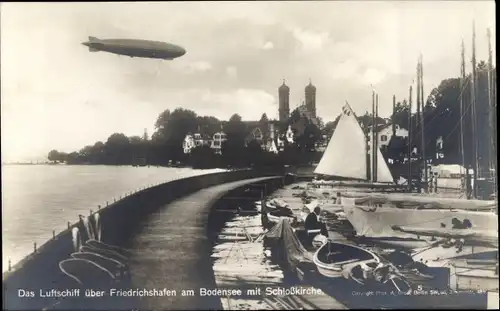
left=88, top=36, right=100, bottom=42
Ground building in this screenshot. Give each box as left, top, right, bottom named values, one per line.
left=278, top=80, right=290, bottom=123
left=285, top=125, right=294, bottom=144
left=367, top=123, right=409, bottom=154
left=277, top=79, right=318, bottom=126
left=210, top=132, right=227, bottom=155
left=182, top=135, right=196, bottom=154
left=182, top=132, right=212, bottom=154
left=436, top=136, right=444, bottom=160
left=304, top=79, right=317, bottom=118
left=244, top=120, right=282, bottom=151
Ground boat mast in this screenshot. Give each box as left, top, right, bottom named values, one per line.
left=374, top=94, right=379, bottom=182
left=486, top=27, right=497, bottom=200
left=364, top=101, right=371, bottom=181
left=392, top=95, right=396, bottom=138
left=407, top=85, right=413, bottom=192
left=470, top=21, right=479, bottom=199
left=371, top=90, right=376, bottom=183
left=459, top=39, right=467, bottom=197
left=415, top=59, right=422, bottom=192
left=419, top=54, right=428, bottom=193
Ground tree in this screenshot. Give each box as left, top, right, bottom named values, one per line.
left=152, top=108, right=198, bottom=163
left=221, top=114, right=247, bottom=167
left=189, top=145, right=217, bottom=169
left=65, top=152, right=80, bottom=165
left=78, top=145, right=94, bottom=163
left=391, top=100, right=410, bottom=130
left=196, top=116, right=221, bottom=137
left=246, top=139, right=264, bottom=166
left=224, top=114, right=246, bottom=141
left=154, top=109, right=171, bottom=131
left=104, top=133, right=131, bottom=165
left=258, top=113, right=270, bottom=137
left=323, top=118, right=339, bottom=137
left=259, top=113, right=269, bottom=124
left=48, top=150, right=61, bottom=163
left=296, top=121, right=321, bottom=152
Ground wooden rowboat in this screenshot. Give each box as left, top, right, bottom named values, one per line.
left=313, top=241, right=380, bottom=279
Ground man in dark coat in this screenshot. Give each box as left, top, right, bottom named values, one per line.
left=304, top=206, right=329, bottom=239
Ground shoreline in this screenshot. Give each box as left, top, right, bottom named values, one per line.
left=2, top=167, right=229, bottom=274
left=2, top=169, right=255, bottom=279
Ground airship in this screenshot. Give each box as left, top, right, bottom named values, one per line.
left=81, top=36, right=186, bottom=60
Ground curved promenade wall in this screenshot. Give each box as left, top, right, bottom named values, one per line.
left=3, top=169, right=280, bottom=307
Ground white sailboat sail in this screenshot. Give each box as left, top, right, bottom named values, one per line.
left=314, top=103, right=367, bottom=179
left=376, top=147, right=394, bottom=183
left=314, top=102, right=394, bottom=183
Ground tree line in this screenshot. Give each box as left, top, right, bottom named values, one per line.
left=47, top=109, right=324, bottom=169
left=48, top=61, right=495, bottom=172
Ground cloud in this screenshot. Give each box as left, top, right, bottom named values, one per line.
left=1, top=1, right=495, bottom=160
left=361, top=68, right=387, bottom=86
left=171, top=61, right=213, bottom=74
left=189, top=61, right=212, bottom=72
left=292, top=28, right=329, bottom=52
left=262, top=41, right=274, bottom=50
left=199, top=88, right=276, bottom=120
left=226, top=66, right=238, bottom=79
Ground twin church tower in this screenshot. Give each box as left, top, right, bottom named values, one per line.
left=278, top=79, right=317, bottom=122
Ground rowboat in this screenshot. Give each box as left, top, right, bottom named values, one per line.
left=312, top=241, right=380, bottom=279
left=266, top=212, right=295, bottom=225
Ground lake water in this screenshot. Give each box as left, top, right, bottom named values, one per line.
left=1, top=164, right=226, bottom=272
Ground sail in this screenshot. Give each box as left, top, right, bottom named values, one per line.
left=376, top=147, right=394, bottom=183
left=314, top=103, right=367, bottom=179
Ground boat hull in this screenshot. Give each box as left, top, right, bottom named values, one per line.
left=315, top=264, right=343, bottom=279
left=343, top=205, right=498, bottom=239
left=267, top=213, right=294, bottom=224
left=313, top=241, right=380, bottom=280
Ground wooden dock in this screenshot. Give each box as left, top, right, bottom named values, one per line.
left=211, top=209, right=348, bottom=310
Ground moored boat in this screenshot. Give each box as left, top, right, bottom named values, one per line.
left=313, top=241, right=380, bottom=279
left=342, top=202, right=498, bottom=249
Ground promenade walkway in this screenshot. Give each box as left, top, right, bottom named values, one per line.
left=127, top=176, right=280, bottom=310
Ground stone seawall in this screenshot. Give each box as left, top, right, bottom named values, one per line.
left=3, top=169, right=279, bottom=310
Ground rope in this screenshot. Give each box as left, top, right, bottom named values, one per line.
left=223, top=227, right=244, bottom=264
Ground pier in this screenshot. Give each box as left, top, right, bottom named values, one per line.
left=2, top=171, right=283, bottom=310
left=127, top=176, right=281, bottom=310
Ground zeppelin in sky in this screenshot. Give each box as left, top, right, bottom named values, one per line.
left=81, top=36, right=186, bottom=60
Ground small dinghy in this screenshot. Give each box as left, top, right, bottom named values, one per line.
left=313, top=241, right=380, bottom=279
left=262, top=199, right=296, bottom=226
left=266, top=212, right=295, bottom=225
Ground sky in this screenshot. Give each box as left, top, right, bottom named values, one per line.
left=1, top=1, right=496, bottom=162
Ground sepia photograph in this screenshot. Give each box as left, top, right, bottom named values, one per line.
left=2, top=1, right=498, bottom=310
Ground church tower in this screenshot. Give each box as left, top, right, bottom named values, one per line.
left=305, top=79, right=316, bottom=118
left=278, top=79, right=290, bottom=122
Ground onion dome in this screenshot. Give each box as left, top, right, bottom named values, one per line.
left=305, top=79, right=316, bottom=92
left=279, top=79, right=290, bottom=92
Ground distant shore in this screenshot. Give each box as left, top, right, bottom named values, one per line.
left=1, top=162, right=190, bottom=168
